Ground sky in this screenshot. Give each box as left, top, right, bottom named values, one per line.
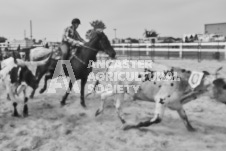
left=0, top=0, right=225, bottom=42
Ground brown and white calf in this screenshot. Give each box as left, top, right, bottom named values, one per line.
left=0, top=54, right=51, bottom=117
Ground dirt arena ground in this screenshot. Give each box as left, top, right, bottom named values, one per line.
left=1, top=59, right=226, bottom=151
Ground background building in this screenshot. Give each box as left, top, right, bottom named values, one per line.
left=205, top=22, right=226, bottom=36
left=9, top=39, right=34, bottom=50
left=0, top=41, right=10, bottom=49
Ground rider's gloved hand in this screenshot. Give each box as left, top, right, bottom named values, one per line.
left=78, top=41, right=84, bottom=46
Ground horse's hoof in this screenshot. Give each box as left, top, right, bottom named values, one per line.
left=187, top=127, right=196, bottom=132
left=86, top=93, right=92, bottom=98
left=60, top=101, right=66, bottom=107
left=23, top=113, right=29, bottom=118
left=39, top=89, right=45, bottom=94
left=95, top=109, right=101, bottom=117
left=81, top=102, right=87, bottom=108
left=12, top=113, right=21, bottom=118
left=120, top=119, right=126, bottom=124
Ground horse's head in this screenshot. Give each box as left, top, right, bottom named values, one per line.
left=89, top=29, right=116, bottom=59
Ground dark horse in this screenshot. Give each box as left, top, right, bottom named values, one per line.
left=30, top=30, right=116, bottom=107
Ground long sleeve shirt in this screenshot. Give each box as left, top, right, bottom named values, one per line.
left=62, top=26, right=85, bottom=45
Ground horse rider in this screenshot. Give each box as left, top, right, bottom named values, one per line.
left=61, top=18, right=86, bottom=60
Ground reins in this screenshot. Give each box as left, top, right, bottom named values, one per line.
left=82, top=45, right=101, bottom=52
left=71, top=45, right=100, bottom=65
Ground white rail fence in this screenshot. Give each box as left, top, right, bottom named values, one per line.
left=109, top=42, right=226, bottom=60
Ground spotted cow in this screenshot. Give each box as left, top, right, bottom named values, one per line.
left=93, top=61, right=224, bottom=131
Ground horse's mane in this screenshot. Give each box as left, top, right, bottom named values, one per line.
left=86, top=20, right=106, bottom=42
left=76, top=30, right=100, bottom=62
left=86, top=29, right=99, bottom=42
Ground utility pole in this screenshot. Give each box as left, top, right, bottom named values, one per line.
left=24, top=30, right=26, bottom=39
left=114, top=28, right=117, bottom=39
left=30, top=20, right=33, bottom=40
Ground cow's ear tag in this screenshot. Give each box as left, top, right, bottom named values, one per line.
left=188, top=71, right=204, bottom=89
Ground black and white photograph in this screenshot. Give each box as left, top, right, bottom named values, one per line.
left=0, top=0, right=226, bottom=151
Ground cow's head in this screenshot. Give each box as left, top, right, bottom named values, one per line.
left=196, top=66, right=226, bottom=105
left=10, top=66, right=38, bottom=90
left=11, top=51, right=52, bottom=89
left=210, top=78, right=226, bottom=104
left=139, top=65, right=226, bottom=105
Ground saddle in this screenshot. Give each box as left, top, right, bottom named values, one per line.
left=52, top=47, right=62, bottom=60
left=55, top=44, right=79, bottom=60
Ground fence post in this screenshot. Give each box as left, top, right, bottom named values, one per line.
left=151, top=39, right=155, bottom=61
left=167, top=43, right=170, bottom=59
left=179, top=42, right=183, bottom=59
left=130, top=42, right=132, bottom=60
left=146, top=44, right=149, bottom=56
left=224, top=42, right=226, bottom=60
left=216, top=41, right=220, bottom=61
left=218, top=41, right=221, bottom=61
left=198, top=42, right=201, bottom=62
left=197, top=43, right=199, bottom=62
left=122, top=44, right=125, bottom=56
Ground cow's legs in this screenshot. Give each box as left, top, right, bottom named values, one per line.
left=6, top=84, right=11, bottom=100
left=115, top=94, right=126, bottom=124
left=61, top=79, right=73, bottom=106
left=23, top=90, right=29, bottom=117
left=40, top=72, right=53, bottom=94
left=123, top=101, right=165, bottom=130
left=8, top=85, right=20, bottom=117
left=16, top=83, right=29, bottom=117
left=12, top=102, right=20, bottom=117
left=95, top=90, right=114, bottom=116
left=80, top=78, right=87, bottom=108
left=177, top=108, right=195, bottom=131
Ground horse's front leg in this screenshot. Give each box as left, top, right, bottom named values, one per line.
left=80, top=78, right=88, bottom=108
left=61, top=79, right=73, bottom=106
left=23, top=89, right=29, bottom=117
